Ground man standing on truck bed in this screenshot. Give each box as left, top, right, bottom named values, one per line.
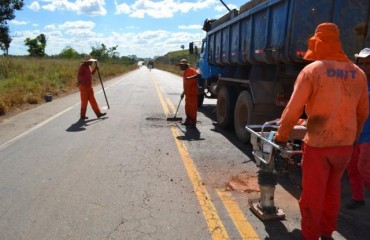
left=178, top=59, right=199, bottom=128
left=274, top=23, right=369, bottom=240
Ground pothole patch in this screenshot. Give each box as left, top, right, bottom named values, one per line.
left=145, top=117, right=164, bottom=121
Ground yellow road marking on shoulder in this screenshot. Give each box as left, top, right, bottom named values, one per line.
left=216, top=189, right=260, bottom=239
left=153, top=80, right=230, bottom=239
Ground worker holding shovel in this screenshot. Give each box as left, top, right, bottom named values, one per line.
left=77, top=55, right=107, bottom=120
left=178, top=59, right=199, bottom=128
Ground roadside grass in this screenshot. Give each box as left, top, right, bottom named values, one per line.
left=0, top=57, right=136, bottom=116
left=155, top=63, right=183, bottom=76
left=153, top=47, right=199, bottom=77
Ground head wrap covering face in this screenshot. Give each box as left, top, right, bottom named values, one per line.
left=304, top=23, right=349, bottom=62
left=178, top=59, right=190, bottom=65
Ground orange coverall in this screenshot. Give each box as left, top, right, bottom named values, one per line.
left=183, top=67, right=199, bottom=125
left=274, top=23, right=369, bottom=240
left=77, top=63, right=102, bottom=118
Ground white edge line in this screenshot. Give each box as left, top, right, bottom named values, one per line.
left=0, top=74, right=129, bottom=150
left=0, top=105, right=77, bottom=149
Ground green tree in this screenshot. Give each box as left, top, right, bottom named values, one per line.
left=24, top=34, right=47, bottom=57
left=0, top=25, right=11, bottom=55
left=90, top=43, right=119, bottom=61
left=0, top=0, right=24, bottom=55
left=59, top=46, right=79, bottom=59
left=121, top=56, right=135, bottom=65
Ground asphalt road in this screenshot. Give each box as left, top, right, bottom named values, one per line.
left=0, top=67, right=369, bottom=240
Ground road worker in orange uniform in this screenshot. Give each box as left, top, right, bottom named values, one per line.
left=77, top=55, right=106, bottom=120
left=178, top=59, right=199, bottom=128
left=274, top=23, right=369, bottom=240
left=345, top=48, right=370, bottom=209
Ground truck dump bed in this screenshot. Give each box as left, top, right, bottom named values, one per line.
left=207, top=0, right=370, bottom=66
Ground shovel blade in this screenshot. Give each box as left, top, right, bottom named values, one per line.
left=166, top=117, right=183, bottom=121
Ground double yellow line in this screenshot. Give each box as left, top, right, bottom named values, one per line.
left=153, top=79, right=259, bottom=240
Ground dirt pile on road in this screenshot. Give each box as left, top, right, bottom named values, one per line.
left=226, top=171, right=259, bottom=193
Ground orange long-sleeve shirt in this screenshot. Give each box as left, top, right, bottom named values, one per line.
left=77, top=63, right=97, bottom=87
left=183, top=67, right=199, bottom=96
left=275, top=60, right=369, bottom=147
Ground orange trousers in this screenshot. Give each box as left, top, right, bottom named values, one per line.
left=300, top=144, right=352, bottom=240
left=347, top=145, right=366, bottom=201
left=184, top=94, right=198, bottom=125
left=347, top=143, right=370, bottom=201
left=358, top=143, right=370, bottom=186
left=79, top=85, right=101, bottom=117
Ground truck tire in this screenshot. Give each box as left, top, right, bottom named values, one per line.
left=216, top=86, right=236, bottom=129
left=234, top=91, right=253, bottom=143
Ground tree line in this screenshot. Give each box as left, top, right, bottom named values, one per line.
left=0, top=0, right=24, bottom=55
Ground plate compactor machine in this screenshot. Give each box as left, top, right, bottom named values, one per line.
left=245, top=120, right=306, bottom=221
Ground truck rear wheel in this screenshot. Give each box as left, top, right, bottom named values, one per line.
left=216, top=86, right=236, bottom=129
left=234, top=91, right=253, bottom=143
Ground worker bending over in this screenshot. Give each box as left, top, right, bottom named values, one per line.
left=178, top=59, right=199, bottom=128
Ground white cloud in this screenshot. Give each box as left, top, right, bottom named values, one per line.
left=40, top=0, right=107, bottom=16
left=65, top=29, right=96, bottom=38
left=45, top=24, right=57, bottom=30
left=115, top=0, right=218, bottom=19
left=47, top=31, right=63, bottom=37
left=29, top=1, right=40, bottom=11
left=214, top=3, right=238, bottom=12
left=9, top=26, right=205, bottom=57
left=178, top=25, right=201, bottom=30
left=115, top=0, right=130, bottom=14
left=12, top=29, right=42, bottom=39
left=10, top=20, right=28, bottom=25
left=8, top=0, right=217, bottom=58
left=59, top=21, right=96, bottom=30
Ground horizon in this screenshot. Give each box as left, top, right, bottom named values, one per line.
left=7, top=0, right=248, bottom=58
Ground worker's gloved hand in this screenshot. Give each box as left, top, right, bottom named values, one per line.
left=181, top=92, right=185, bottom=99
left=273, top=138, right=287, bottom=148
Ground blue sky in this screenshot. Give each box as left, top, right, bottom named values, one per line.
left=8, top=0, right=248, bottom=58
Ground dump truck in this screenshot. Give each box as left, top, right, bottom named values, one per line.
left=190, top=0, right=370, bottom=142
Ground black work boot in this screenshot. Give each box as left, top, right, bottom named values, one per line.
left=97, top=112, right=107, bottom=118
left=345, top=199, right=365, bottom=209
left=321, top=237, right=334, bottom=240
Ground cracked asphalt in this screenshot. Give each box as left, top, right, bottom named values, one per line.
left=0, top=67, right=369, bottom=240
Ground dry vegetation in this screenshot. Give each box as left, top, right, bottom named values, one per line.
left=0, top=57, right=136, bottom=116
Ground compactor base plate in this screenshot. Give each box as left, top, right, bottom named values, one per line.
left=248, top=198, right=285, bottom=221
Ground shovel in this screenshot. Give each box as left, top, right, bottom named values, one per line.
left=167, top=96, right=183, bottom=121
left=95, top=62, right=110, bottom=109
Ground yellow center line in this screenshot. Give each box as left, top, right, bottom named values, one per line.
left=216, top=189, right=260, bottom=239
left=166, top=97, right=176, bottom=113
left=153, top=79, right=230, bottom=239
